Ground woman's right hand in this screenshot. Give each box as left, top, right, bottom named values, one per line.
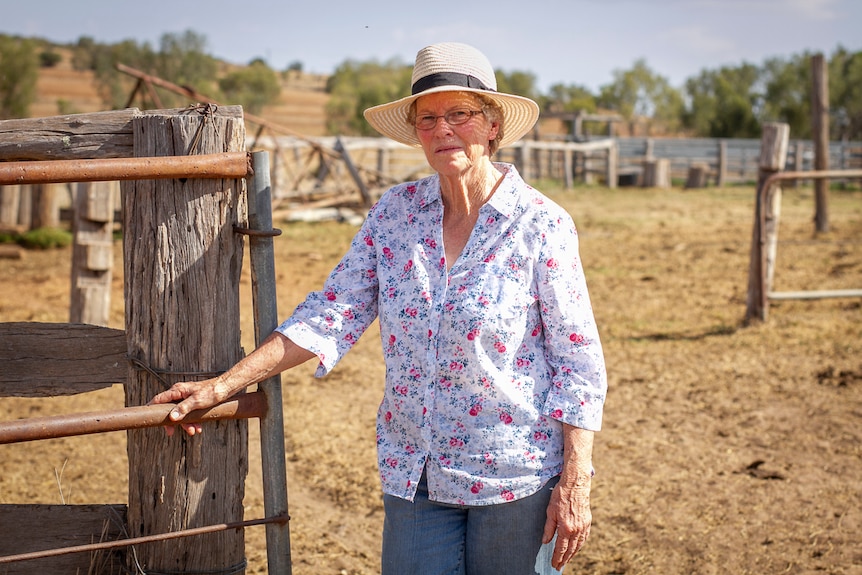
left=149, top=376, right=232, bottom=436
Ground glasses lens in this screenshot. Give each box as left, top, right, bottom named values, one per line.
left=446, top=110, right=472, bottom=125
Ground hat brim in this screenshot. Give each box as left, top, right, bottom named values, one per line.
left=363, top=86, right=540, bottom=149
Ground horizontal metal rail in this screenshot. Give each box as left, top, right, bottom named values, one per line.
left=0, top=513, right=288, bottom=565
left=0, top=152, right=252, bottom=185
left=0, top=391, right=267, bottom=444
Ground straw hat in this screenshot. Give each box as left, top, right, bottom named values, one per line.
left=363, top=42, right=539, bottom=149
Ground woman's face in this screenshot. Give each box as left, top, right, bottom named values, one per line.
left=414, top=92, right=500, bottom=178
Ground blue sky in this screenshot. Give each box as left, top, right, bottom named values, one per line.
left=4, top=0, right=861, bottom=92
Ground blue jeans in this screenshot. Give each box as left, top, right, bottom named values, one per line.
left=381, top=470, right=563, bottom=575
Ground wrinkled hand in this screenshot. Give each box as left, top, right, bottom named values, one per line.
left=148, top=377, right=231, bottom=437
left=542, top=481, right=592, bottom=571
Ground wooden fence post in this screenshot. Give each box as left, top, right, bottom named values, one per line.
left=811, top=53, right=830, bottom=232
left=123, top=105, right=249, bottom=573
left=717, top=140, right=728, bottom=187
left=745, top=122, right=790, bottom=322
left=69, top=181, right=116, bottom=326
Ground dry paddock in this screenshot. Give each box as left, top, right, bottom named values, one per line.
left=1, top=182, right=861, bottom=574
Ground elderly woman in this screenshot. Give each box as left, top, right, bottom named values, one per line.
left=152, top=42, right=607, bottom=575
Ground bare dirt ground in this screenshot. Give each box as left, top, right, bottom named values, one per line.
left=1, top=183, right=861, bottom=574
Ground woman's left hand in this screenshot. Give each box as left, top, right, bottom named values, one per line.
left=542, top=480, right=592, bottom=570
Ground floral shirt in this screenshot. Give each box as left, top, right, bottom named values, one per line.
left=277, top=163, right=606, bottom=506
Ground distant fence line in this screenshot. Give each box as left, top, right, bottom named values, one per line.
left=252, top=135, right=862, bottom=210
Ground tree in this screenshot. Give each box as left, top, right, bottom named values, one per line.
left=683, top=64, right=761, bottom=138
left=325, top=58, right=411, bottom=136
left=0, top=35, right=39, bottom=119
left=597, top=59, right=683, bottom=135
left=761, top=54, right=812, bottom=138
left=544, top=83, right=597, bottom=115
left=219, top=59, right=281, bottom=115
left=829, top=46, right=862, bottom=141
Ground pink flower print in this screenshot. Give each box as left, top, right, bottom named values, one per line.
left=385, top=457, right=398, bottom=468
left=569, top=332, right=586, bottom=344
left=499, top=412, right=513, bottom=425
left=343, top=309, right=355, bottom=320
left=405, top=307, right=418, bottom=318
left=531, top=326, right=541, bottom=337
left=449, top=361, right=464, bottom=372
left=494, top=341, right=507, bottom=353
left=343, top=332, right=355, bottom=343
left=449, top=437, right=464, bottom=448
left=466, top=329, right=479, bottom=341
left=394, top=385, right=408, bottom=396
left=324, top=290, right=336, bottom=301
left=469, top=404, right=482, bottom=416
left=382, top=247, right=394, bottom=260
left=546, top=258, right=558, bottom=269
left=388, top=334, right=396, bottom=346
left=364, top=235, right=374, bottom=246
left=483, top=253, right=496, bottom=263
left=366, top=269, right=376, bottom=279
left=425, top=238, right=437, bottom=249
left=405, top=444, right=415, bottom=454
left=406, top=184, right=416, bottom=194
left=384, top=411, right=392, bottom=423
left=445, top=302, right=455, bottom=312
left=470, top=481, right=484, bottom=494
left=409, top=367, right=421, bottom=379
left=551, top=409, right=563, bottom=419
left=404, top=260, right=413, bottom=273
left=533, top=431, right=548, bottom=441
left=428, top=329, right=433, bottom=338
left=516, top=357, right=530, bottom=368
left=483, top=452, right=494, bottom=465
left=501, top=490, right=515, bottom=501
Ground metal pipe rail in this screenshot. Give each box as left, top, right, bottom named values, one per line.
left=750, top=168, right=862, bottom=321
left=0, top=513, right=288, bottom=566
left=0, top=152, right=252, bottom=185
left=0, top=391, right=267, bottom=444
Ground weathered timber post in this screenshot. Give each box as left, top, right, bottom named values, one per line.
left=642, top=158, right=670, bottom=188
left=30, top=182, right=63, bottom=229
left=0, top=185, right=21, bottom=229
left=123, top=105, right=249, bottom=573
left=70, top=181, right=116, bottom=326
left=606, top=142, right=618, bottom=189
left=717, top=140, right=728, bottom=187
left=745, top=122, right=789, bottom=322
left=811, top=53, right=830, bottom=232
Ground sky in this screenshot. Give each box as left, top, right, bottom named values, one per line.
left=4, top=0, right=861, bottom=93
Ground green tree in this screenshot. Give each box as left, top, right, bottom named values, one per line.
left=683, top=63, right=761, bottom=138
left=597, top=59, right=683, bottom=134
left=544, top=83, right=597, bottom=115
left=760, top=54, right=811, bottom=138
left=0, top=35, right=39, bottom=119
left=325, top=58, right=411, bottom=136
left=495, top=69, right=539, bottom=101
left=829, top=46, right=862, bottom=140
left=219, top=59, right=281, bottom=115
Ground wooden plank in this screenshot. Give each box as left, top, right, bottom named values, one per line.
left=0, top=109, right=139, bottom=161
left=768, top=289, right=862, bottom=300
left=0, top=322, right=126, bottom=396
left=0, top=504, right=127, bottom=575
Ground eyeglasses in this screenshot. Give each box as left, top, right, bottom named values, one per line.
left=413, top=109, right=484, bottom=130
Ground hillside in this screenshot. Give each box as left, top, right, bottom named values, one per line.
left=31, top=50, right=331, bottom=137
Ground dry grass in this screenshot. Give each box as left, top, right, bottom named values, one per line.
left=1, top=182, right=861, bottom=574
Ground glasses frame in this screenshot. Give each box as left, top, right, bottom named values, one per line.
left=413, top=109, right=485, bottom=131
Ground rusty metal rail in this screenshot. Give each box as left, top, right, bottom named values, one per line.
left=0, top=391, right=267, bottom=444
left=0, top=513, right=288, bottom=565
left=0, top=152, right=252, bottom=185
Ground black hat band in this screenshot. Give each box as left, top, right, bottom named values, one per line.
left=411, top=72, right=495, bottom=95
